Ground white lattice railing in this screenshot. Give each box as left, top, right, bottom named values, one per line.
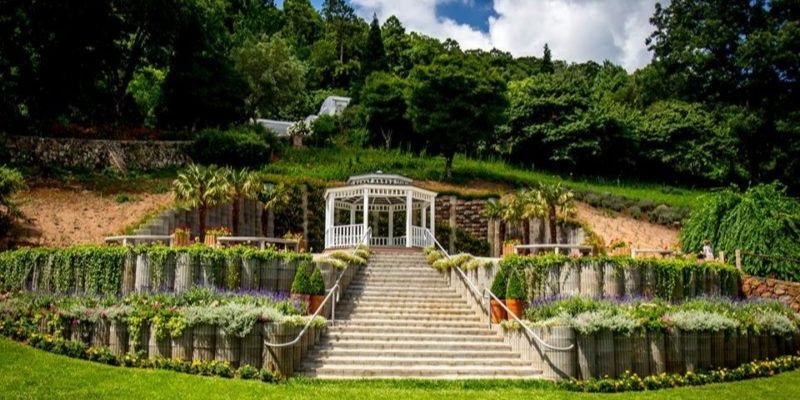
left=325, top=224, right=364, bottom=248
left=410, top=226, right=432, bottom=248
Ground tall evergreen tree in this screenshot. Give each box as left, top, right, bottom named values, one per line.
left=362, top=14, right=388, bottom=77
left=282, top=0, right=323, bottom=58
left=322, top=0, right=357, bottom=63
left=381, top=15, right=410, bottom=75
left=542, top=43, right=554, bottom=73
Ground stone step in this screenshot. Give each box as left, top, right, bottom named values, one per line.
left=314, top=339, right=510, bottom=351
left=325, top=332, right=504, bottom=343
left=343, top=298, right=467, bottom=306
left=335, top=319, right=487, bottom=329
left=346, top=284, right=451, bottom=291
left=327, top=325, right=493, bottom=336
left=343, top=292, right=463, bottom=300
left=341, top=310, right=479, bottom=320
left=301, top=356, right=532, bottom=368
left=338, top=305, right=476, bottom=314
left=342, top=313, right=481, bottom=322
left=354, top=273, right=441, bottom=279
left=298, top=365, right=541, bottom=379
left=307, top=347, right=521, bottom=359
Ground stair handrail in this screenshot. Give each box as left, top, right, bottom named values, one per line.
left=263, top=227, right=371, bottom=349
left=423, top=228, right=573, bottom=352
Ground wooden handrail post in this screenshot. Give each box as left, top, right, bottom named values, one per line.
left=735, top=249, right=742, bottom=271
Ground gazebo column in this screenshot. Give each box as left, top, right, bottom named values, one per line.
left=422, top=205, right=427, bottom=229
left=405, top=191, right=412, bottom=247
left=388, top=207, right=394, bottom=244
left=349, top=204, right=356, bottom=225
left=430, top=199, right=436, bottom=238
left=362, top=190, right=369, bottom=236
left=325, top=195, right=334, bottom=248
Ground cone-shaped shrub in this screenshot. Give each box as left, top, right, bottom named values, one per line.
left=308, top=265, right=326, bottom=296
left=291, top=262, right=312, bottom=294
left=490, top=267, right=507, bottom=299
left=506, top=269, right=526, bottom=300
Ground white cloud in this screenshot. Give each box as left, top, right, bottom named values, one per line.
left=351, top=0, right=662, bottom=72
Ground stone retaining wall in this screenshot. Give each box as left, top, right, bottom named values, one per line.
left=5, top=136, right=191, bottom=171
left=742, top=275, right=800, bottom=312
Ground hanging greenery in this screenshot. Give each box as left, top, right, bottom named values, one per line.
left=681, top=183, right=800, bottom=281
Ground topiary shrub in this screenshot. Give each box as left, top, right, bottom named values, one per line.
left=190, top=125, right=274, bottom=168
left=290, top=261, right=312, bottom=294
left=490, top=267, right=507, bottom=299
left=505, top=268, right=526, bottom=300
left=308, top=265, right=326, bottom=296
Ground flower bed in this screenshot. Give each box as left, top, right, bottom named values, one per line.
left=0, top=289, right=325, bottom=378
left=500, top=297, right=800, bottom=381
left=0, top=245, right=314, bottom=296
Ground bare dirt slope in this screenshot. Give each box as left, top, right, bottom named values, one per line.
left=15, top=187, right=172, bottom=247
left=576, top=202, right=679, bottom=250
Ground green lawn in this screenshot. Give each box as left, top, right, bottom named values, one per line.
left=264, top=147, right=705, bottom=209
left=2, top=338, right=798, bottom=400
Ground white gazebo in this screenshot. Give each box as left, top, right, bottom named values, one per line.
left=324, top=172, right=437, bottom=249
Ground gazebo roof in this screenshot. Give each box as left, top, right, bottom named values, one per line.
left=346, top=172, right=413, bottom=186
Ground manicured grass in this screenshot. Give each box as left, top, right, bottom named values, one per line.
left=2, top=338, right=799, bottom=399
left=264, top=147, right=705, bottom=209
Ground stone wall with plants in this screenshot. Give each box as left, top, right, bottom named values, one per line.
left=0, top=289, right=323, bottom=378
left=0, top=245, right=315, bottom=296
left=4, top=136, right=191, bottom=171
left=499, top=297, right=800, bottom=381
left=742, top=275, right=800, bottom=313
left=134, top=200, right=263, bottom=238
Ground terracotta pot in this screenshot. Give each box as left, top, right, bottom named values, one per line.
left=171, top=233, right=190, bottom=248
left=204, top=234, right=218, bottom=247
left=298, top=239, right=308, bottom=252
left=502, top=243, right=517, bottom=256
left=490, top=299, right=507, bottom=323
left=291, top=293, right=310, bottom=312
left=308, top=295, right=325, bottom=315
left=505, top=299, right=525, bottom=319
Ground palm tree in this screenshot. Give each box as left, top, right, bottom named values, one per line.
left=529, top=182, right=576, bottom=244
left=225, top=168, right=260, bottom=236
left=517, top=189, right=547, bottom=245
left=173, top=164, right=230, bottom=241
left=257, top=181, right=290, bottom=237
left=502, top=192, right=529, bottom=244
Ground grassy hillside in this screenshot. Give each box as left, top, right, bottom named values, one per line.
left=263, top=147, right=705, bottom=209
left=2, top=339, right=799, bottom=400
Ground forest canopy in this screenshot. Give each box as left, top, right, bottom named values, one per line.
left=1, top=0, right=799, bottom=190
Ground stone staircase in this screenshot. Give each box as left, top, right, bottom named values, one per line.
left=298, top=249, right=541, bottom=379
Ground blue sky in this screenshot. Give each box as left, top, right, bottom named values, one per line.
left=277, top=0, right=662, bottom=71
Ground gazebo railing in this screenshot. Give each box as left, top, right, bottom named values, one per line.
left=410, top=226, right=432, bottom=247
left=325, top=224, right=364, bottom=249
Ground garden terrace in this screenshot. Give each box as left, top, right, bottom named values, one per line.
left=0, top=289, right=325, bottom=378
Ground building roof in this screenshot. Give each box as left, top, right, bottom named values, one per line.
left=346, top=172, right=413, bottom=186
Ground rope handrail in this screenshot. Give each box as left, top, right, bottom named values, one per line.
left=424, top=228, right=573, bottom=352
left=264, top=227, right=371, bottom=348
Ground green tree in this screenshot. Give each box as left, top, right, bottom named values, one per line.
left=322, top=0, right=357, bottom=63
left=527, top=183, right=577, bottom=244
left=382, top=16, right=411, bottom=75
left=406, top=55, right=507, bottom=179
left=362, top=14, right=388, bottom=77
left=231, top=35, right=306, bottom=119
left=257, top=182, right=290, bottom=237
left=224, top=168, right=260, bottom=236
left=483, top=198, right=507, bottom=247
left=360, top=72, right=409, bottom=149
left=282, top=0, right=323, bottom=59
left=542, top=43, right=554, bottom=74
left=0, top=167, right=25, bottom=239
left=173, top=164, right=231, bottom=241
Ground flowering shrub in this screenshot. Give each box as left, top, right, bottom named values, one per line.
left=559, top=356, right=800, bottom=392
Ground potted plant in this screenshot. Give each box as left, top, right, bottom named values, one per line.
left=502, top=239, right=521, bottom=257
left=307, top=265, right=326, bottom=315
left=290, top=261, right=312, bottom=310
left=489, top=267, right=508, bottom=323
left=171, top=226, right=191, bottom=247
left=505, top=268, right=526, bottom=319
left=204, top=226, right=230, bottom=247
